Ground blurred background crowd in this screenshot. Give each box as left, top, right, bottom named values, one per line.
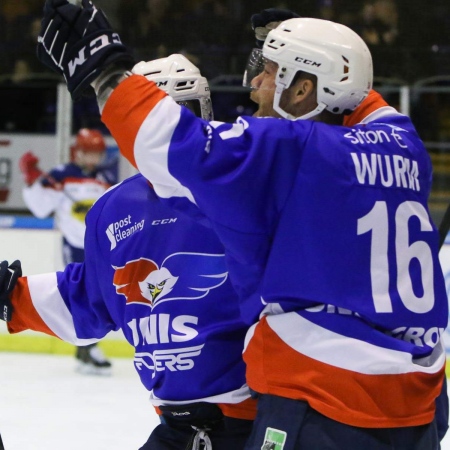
left=1, top=0, right=450, bottom=159
left=0, top=0, right=450, bottom=220
left=2, top=0, right=450, bottom=133
left=1, top=0, right=449, bottom=82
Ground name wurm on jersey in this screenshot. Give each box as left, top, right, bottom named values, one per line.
left=350, top=152, right=420, bottom=191
left=106, top=214, right=145, bottom=250
left=345, top=125, right=420, bottom=191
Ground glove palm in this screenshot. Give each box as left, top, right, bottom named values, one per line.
left=251, top=8, right=300, bottom=48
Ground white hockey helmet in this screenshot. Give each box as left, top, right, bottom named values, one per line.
left=244, top=18, right=373, bottom=120
left=132, top=54, right=213, bottom=120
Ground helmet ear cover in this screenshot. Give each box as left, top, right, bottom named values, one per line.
left=262, top=18, right=373, bottom=120
left=132, top=54, right=213, bottom=121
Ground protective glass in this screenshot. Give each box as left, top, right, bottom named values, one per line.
left=177, top=98, right=213, bottom=121
left=177, top=100, right=201, bottom=116
left=242, top=48, right=267, bottom=89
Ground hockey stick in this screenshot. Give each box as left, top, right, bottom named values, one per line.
left=438, top=202, right=450, bottom=250
left=39, top=171, right=77, bottom=203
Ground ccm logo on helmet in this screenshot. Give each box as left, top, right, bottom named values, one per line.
left=68, top=33, right=122, bottom=77
left=294, top=57, right=321, bottom=67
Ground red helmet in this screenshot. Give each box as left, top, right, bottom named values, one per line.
left=74, top=128, right=106, bottom=153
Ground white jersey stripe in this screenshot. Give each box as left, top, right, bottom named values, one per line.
left=266, top=311, right=445, bottom=375
left=28, top=273, right=98, bottom=345
left=148, top=384, right=251, bottom=406
left=134, top=97, right=196, bottom=203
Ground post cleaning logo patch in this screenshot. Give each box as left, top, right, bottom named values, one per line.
left=106, top=214, right=145, bottom=250
left=261, top=428, right=287, bottom=450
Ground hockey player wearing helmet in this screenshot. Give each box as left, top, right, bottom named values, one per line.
left=19, top=127, right=115, bottom=375
left=70, top=128, right=107, bottom=172
left=247, top=9, right=449, bottom=446
left=34, top=2, right=447, bottom=449
left=240, top=15, right=447, bottom=450
left=5, top=54, right=256, bottom=450
left=243, top=18, right=373, bottom=121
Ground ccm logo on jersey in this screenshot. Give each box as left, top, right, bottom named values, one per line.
left=152, top=218, right=177, bottom=226
left=68, top=32, right=122, bottom=77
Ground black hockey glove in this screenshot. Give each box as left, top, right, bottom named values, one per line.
left=37, top=0, right=135, bottom=99
left=251, top=8, right=301, bottom=48
left=0, top=260, right=22, bottom=322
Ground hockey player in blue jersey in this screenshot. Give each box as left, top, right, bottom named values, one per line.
left=247, top=7, right=448, bottom=445
left=2, top=54, right=256, bottom=450
left=29, top=1, right=450, bottom=448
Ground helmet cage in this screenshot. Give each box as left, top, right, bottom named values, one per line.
left=133, top=54, right=213, bottom=121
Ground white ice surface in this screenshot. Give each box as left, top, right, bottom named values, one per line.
left=0, top=353, right=158, bottom=450
left=0, top=352, right=449, bottom=449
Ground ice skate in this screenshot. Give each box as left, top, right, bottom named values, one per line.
left=75, top=344, right=112, bottom=376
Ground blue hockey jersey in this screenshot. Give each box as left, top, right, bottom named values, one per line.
left=101, top=75, right=448, bottom=429
left=10, top=174, right=256, bottom=419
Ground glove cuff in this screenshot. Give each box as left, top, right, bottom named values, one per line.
left=63, top=29, right=135, bottom=100
left=254, top=21, right=284, bottom=48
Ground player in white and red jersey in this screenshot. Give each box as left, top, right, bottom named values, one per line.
left=19, top=128, right=115, bottom=257
left=31, top=1, right=450, bottom=448
left=19, top=127, right=115, bottom=374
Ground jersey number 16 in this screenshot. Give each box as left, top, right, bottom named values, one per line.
left=358, top=200, right=434, bottom=314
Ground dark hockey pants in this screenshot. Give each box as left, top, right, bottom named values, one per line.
left=244, top=394, right=440, bottom=450
left=139, top=402, right=253, bottom=450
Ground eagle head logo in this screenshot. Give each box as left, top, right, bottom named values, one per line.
left=138, top=267, right=178, bottom=304
left=113, top=253, right=228, bottom=309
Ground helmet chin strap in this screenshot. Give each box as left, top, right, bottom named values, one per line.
left=273, top=87, right=327, bottom=121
